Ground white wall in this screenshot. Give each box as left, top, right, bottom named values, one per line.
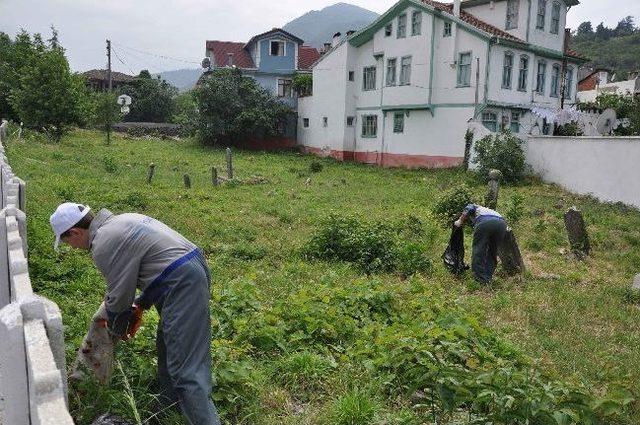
left=577, top=79, right=639, bottom=103
left=526, top=136, right=640, bottom=208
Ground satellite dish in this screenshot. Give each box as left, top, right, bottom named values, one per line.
left=201, top=57, right=211, bottom=69
left=117, top=94, right=132, bottom=106
left=596, top=108, right=617, bottom=135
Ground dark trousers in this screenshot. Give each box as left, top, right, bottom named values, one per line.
left=472, top=218, right=507, bottom=283
left=155, top=254, right=221, bottom=425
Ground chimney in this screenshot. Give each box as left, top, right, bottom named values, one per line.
left=332, top=32, right=341, bottom=47
left=453, top=0, right=461, bottom=17
left=227, top=53, right=234, bottom=67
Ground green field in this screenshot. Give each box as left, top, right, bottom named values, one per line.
left=6, top=129, right=640, bottom=424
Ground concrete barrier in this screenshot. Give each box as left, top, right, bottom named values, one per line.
left=0, top=122, right=73, bottom=424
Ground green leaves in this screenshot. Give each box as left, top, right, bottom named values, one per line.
left=473, top=132, right=527, bottom=183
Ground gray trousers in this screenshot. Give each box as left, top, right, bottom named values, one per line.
left=155, top=254, right=221, bottom=425
left=472, top=218, right=507, bottom=283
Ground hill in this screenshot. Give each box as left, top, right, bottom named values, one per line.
left=156, top=68, right=203, bottom=92
left=572, top=33, right=640, bottom=78
left=283, top=2, right=379, bottom=48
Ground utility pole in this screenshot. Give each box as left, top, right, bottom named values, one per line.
left=106, top=39, right=112, bottom=91
left=106, top=39, right=112, bottom=145
left=560, top=29, right=570, bottom=109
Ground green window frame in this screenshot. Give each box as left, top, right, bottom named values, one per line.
left=393, top=112, right=404, bottom=133
left=363, top=66, right=377, bottom=91
left=550, top=64, right=560, bottom=97
left=411, top=11, right=422, bottom=36
left=386, top=58, right=397, bottom=86
left=362, top=115, right=378, bottom=137
left=536, top=0, right=547, bottom=30
left=536, top=60, right=547, bottom=94
left=502, top=52, right=514, bottom=89
left=506, top=0, right=519, bottom=30
left=482, top=112, right=497, bottom=132
left=510, top=111, right=521, bottom=133
left=397, top=14, right=407, bottom=38
left=551, top=2, right=561, bottom=34
left=400, top=56, right=412, bottom=85
left=444, top=22, right=452, bottom=37
left=518, top=55, right=529, bottom=91
left=457, top=52, right=472, bottom=87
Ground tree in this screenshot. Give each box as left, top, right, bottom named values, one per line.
left=614, top=16, right=636, bottom=37
left=292, top=73, right=312, bottom=97
left=193, top=68, right=292, bottom=146
left=595, top=22, right=613, bottom=41
left=575, top=21, right=594, bottom=39
left=172, top=91, right=198, bottom=135
left=119, top=71, right=178, bottom=123
left=8, top=33, right=82, bottom=141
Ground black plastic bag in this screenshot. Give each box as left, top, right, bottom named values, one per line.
left=442, top=225, right=469, bottom=275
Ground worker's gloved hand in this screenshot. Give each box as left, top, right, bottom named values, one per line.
left=454, top=219, right=463, bottom=228
left=123, top=304, right=143, bottom=341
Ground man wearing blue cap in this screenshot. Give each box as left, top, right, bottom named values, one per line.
left=50, top=202, right=221, bottom=425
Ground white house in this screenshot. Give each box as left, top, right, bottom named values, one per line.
left=297, top=0, right=587, bottom=168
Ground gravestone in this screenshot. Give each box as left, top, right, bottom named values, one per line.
left=632, top=274, right=640, bottom=291
left=226, top=147, right=233, bottom=179
left=211, top=167, right=218, bottom=186
left=484, top=169, right=502, bottom=210
left=183, top=174, right=191, bottom=189
left=498, top=227, right=525, bottom=275
left=564, top=207, right=590, bottom=258
left=146, top=163, right=155, bottom=184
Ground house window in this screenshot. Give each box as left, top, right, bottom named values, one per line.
left=444, top=22, right=452, bottom=37
left=536, top=0, right=546, bottom=30
left=362, top=115, right=378, bottom=137
left=363, top=66, right=376, bottom=91
left=393, top=112, right=404, bottom=133
left=551, top=2, right=561, bottom=34
left=565, top=66, right=574, bottom=99
left=348, top=71, right=355, bottom=81
left=385, top=23, right=393, bottom=37
left=411, top=11, right=422, bottom=36
left=347, top=116, right=355, bottom=126
left=518, top=55, right=529, bottom=91
left=506, top=0, right=519, bottom=30
left=457, top=52, right=472, bottom=87
left=276, top=121, right=286, bottom=135
left=386, top=58, right=397, bottom=86
left=536, top=61, right=547, bottom=94
left=270, top=40, right=285, bottom=56
left=482, top=112, right=498, bottom=132
left=510, top=111, right=521, bottom=133
left=502, top=52, right=513, bottom=89
left=400, top=56, right=412, bottom=85
left=303, top=118, right=309, bottom=128
left=550, top=64, right=560, bottom=97
left=323, top=117, right=328, bottom=127
left=397, top=14, right=407, bottom=38
left=277, top=78, right=292, bottom=97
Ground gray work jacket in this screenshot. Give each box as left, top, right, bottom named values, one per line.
left=89, top=209, right=197, bottom=316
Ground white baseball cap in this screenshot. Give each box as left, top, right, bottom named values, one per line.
left=50, top=202, right=91, bottom=251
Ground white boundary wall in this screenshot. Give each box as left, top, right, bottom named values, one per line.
left=526, top=135, right=640, bottom=209
left=0, top=120, right=73, bottom=424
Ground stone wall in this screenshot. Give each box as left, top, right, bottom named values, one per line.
left=0, top=120, right=74, bottom=424
left=526, top=135, right=640, bottom=209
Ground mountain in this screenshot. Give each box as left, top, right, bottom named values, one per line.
left=283, top=3, right=379, bottom=49
left=156, top=68, right=203, bottom=92
left=572, top=33, right=640, bottom=80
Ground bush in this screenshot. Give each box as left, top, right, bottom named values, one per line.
left=102, top=155, right=118, bottom=173
left=432, top=185, right=475, bottom=228
left=303, top=214, right=432, bottom=276
left=309, top=160, right=323, bottom=173
left=472, top=131, right=526, bottom=182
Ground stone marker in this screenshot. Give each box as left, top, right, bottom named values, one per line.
left=564, top=206, right=590, bottom=258
left=484, top=169, right=502, bottom=210
left=226, top=147, right=233, bottom=179
left=183, top=174, right=191, bottom=189
left=632, top=274, right=640, bottom=291
left=211, top=167, right=219, bottom=186
left=498, top=227, right=525, bottom=275
left=146, top=163, right=155, bottom=184
left=0, top=303, right=29, bottom=425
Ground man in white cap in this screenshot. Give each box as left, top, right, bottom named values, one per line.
left=50, top=202, right=221, bottom=425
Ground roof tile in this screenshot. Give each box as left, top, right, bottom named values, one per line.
left=205, top=41, right=255, bottom=68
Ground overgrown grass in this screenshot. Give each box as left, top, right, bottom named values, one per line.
left=6, top=129, right=640, bottom=424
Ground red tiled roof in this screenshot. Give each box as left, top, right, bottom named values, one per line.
left=205, top=41, right=255, bottom=68
left=298, top=46, right=320, bottom=71
left=422, top=0, right=588, bottom=60
left=422, top=0, right=525, bottom=43
left=82, top=69, right=135, bottom=82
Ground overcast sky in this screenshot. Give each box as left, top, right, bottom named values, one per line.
left=1, top=0, right=638, bottom=74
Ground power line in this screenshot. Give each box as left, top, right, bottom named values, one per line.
left=111, top=45, right=136, bottom=75
left=112, top=41, right=201, bottom=66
